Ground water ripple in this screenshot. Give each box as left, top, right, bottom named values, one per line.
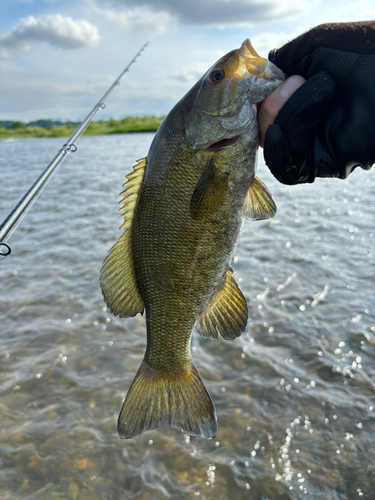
left=1, top=134, right=374, bottom=499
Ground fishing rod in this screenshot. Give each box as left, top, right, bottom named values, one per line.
left=0, top=41, right=149, bottom=261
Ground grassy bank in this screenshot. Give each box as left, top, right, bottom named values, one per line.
left=0, top=116, right=164, bottom=139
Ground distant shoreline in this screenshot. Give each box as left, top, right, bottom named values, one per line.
left=0, top=116, right=164, bottom=139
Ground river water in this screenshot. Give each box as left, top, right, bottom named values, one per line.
left=0, top=133, right=374, bottom=500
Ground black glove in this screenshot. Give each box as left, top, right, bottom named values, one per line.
left=263, top=21, right=375, bottom=184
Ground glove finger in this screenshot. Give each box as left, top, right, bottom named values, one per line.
left=275, top=71, right=335, bottom=153
left=263, top=123, right=293, bottom=184
left=264, top=124, right=315, bottom=185
left=264, top=71, right=336, bottom=185
left=263, top=123, right=295, bottom=184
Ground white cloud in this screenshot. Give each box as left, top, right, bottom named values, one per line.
left=251, top=30, right=301, bottom=55
left=0, top=14, right=100, bottom=58
left=342, top=1, right=375, bottom=19
left=97, top=6, right=176, bottom=34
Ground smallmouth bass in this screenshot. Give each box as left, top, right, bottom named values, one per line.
left=100, top=40, right=284, bottom=439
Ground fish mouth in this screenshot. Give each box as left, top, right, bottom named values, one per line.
left=205, top=135, right=240, bottom=152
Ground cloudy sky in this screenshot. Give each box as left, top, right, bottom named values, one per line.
left=1, top=0, right=374, bottom=121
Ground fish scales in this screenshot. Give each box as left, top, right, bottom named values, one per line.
left=100, top=39, right=284, bottom=439
left=135, top=145, right=249, bottom=363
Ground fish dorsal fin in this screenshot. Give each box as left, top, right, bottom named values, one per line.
left=242, top=176, right=277, bottom=220
left=190, top=161, right=228, bottom=218
left=196, top=268, right=248, bottom=341
left=100, top=158, right=146, bottom=317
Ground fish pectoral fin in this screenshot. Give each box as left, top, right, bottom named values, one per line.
left=190, top=161, right=228, bottom=218
left=118, top=359, right=217, bottom=439
left=242, top=176, right=277, bottom=220
left=197, top=268, right=248, bottom=341
left=100, top=157, right=146, bottom=317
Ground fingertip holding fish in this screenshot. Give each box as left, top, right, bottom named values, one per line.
left=258, top=75, right=305, bottom=147
left=279, top=75, right=306, bottom=99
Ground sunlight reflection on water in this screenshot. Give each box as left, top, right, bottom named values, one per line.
left=0, top=134, right=374, bottom=499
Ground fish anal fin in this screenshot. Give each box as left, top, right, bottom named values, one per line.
left=190, top=161, right=228, bottom=219
left=100, top=158, right=146, bottom=317
left=197, top=269, right=248, bottom=341
left=118, top=359, right=217, bottom=439
left=242, top=176, right=277, bottom=220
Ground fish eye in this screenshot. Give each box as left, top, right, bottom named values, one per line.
left=209, top=68, right=225, bottom=83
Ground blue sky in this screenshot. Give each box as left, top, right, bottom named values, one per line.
left=1, top=0, right=374, bottom=121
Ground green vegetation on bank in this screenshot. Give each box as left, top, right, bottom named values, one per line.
left=0, top=116, right=164, bottom=139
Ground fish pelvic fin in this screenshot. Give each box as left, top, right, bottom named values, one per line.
left=197, top=268, right=248, bottom=341
left=100, top=158, right=146, bottom=317
left=118, top=359, right=217, bottom=439
left=242, top=176, right=277, bottom=220
left=190, top=161, right=228, bottom=219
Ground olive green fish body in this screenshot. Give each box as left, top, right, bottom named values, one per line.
left=134, top=121, right=255, bottom=366
left=100, top=39, right=285, bottom=439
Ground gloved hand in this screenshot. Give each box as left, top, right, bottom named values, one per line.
left=263, top=21, right=375, bottom=184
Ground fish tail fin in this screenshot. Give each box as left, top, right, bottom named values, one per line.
left=118, top=359, right=217, bottom=439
